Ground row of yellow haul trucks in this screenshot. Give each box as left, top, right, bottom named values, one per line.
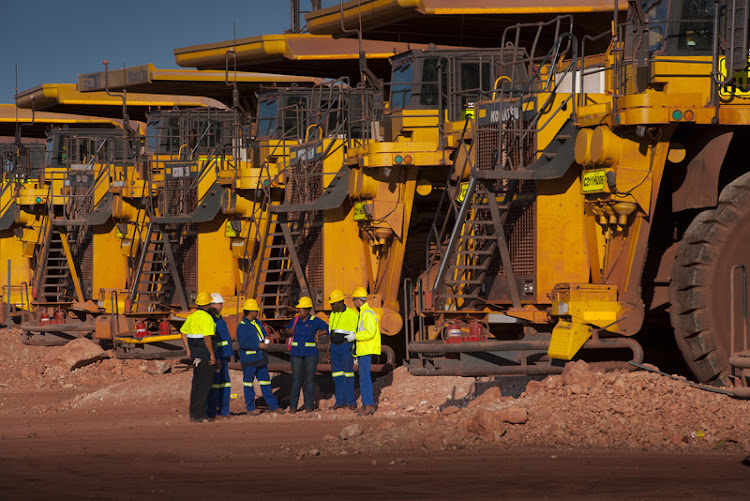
left=2, top=0, right=750, bottom=395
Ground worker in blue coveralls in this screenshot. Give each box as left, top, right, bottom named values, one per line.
left=206, top=293, right=232, bottom=419
left=236, top=298, right=285, bottom=416
left=179, top=291, right=218, bottom=423
left=286, top=296, right=328, bottom=413
left=327, top=289, right=358, bottom=410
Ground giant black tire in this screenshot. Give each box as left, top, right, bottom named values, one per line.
left=669, top=172, right=750, bottom=385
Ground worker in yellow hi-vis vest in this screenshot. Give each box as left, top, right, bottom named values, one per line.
left=180, top=291, right=218, bottom=423
left=347, top=286, right=381, bottom=416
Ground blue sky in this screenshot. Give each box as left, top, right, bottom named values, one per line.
left=0, top=1, right=305, bottom=104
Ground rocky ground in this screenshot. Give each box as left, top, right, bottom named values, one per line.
left=1, top=326, right=748, bottom=456
left=1, top=326, right=749, bottom=498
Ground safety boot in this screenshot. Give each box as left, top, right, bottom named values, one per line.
left=358, top=405, right=375, bottom=416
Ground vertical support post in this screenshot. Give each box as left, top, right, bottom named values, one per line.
left=160, top=227, right=189, bottom=312
left=6, top=259, right=11, bottom=326
left=58, top=230, right=85, bottom=303
left=277, top=211, right=312, bottom=311
left=486, top=181, right=522, bottom=309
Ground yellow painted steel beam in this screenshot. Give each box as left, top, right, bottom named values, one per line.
left=306, top=0, right=622, bottom=35
left=16, top=83, right=226, bottom=111
left=0, top=104, right=141, bottom=137
left=57, top=231, right=85, bottom=304
left=77, top=63, right=321, bottom=95
left=174, top=33, right=447, bottom=76
left=114, top=334, right=182, bottom=344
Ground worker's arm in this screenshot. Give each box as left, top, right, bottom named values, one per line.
left=180, top=331, right=191, bottom=359
left=203, top=336, right=216, bottom=365
left=355, top=311, right=378, bottom=341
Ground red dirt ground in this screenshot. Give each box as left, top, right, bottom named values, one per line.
left=1, top=327, right=749, bottom=499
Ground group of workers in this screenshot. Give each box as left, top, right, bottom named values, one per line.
left=179, top=287, right=381, bottom=423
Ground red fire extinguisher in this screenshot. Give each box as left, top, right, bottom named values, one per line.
left=158, top=319, right=170, bottom=337
left=446, top=322, right=462, bottom=344
left=54, top=309, right=65, bottom=325
left=468, top=320, right=484, bottom=342
left=134, top=321, right=148, bottom=340
left=40, top=313, right=50, bottom=326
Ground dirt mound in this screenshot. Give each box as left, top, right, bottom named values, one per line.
left=314, top=361, right=750, bottom=457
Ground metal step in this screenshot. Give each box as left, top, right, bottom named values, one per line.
left=446, top=278, right=484, bottom=285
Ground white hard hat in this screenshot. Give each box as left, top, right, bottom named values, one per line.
left=210, top=293, right=225, bottom=304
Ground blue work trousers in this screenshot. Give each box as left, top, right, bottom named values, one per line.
left=330, top=342, right=355, bottom=406
left=242, top=365, right=279, bottom=411
left=206, top=357, right=231, bottom=417
left=289, top=354, right=318, bottom=411
left=358, top=355, right=374, bottom=406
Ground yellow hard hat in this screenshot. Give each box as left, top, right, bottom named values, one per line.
left=242, top=299, right=260, bottom=312
left=195, top=291, right=212, bottom=306
left=296, top=296, right=313, bottom=308
left=329, top=289, right=345, bottom=303
left=352, top=286, right=368, bottom=299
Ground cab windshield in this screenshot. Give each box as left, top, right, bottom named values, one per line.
left=630, top=0, right=714, bottom=56
left=389, top=59, right=414, bottom=111
left=256, top=96, right=279, bottom=138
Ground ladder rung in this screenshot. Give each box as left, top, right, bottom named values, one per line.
left=457, top=249, right=495, bottom=255
left=459, top=235, right=497, bottom=241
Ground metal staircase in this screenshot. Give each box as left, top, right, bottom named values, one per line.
left=246, top=82, right=378, bottom=315
left=427, top=17, right=581, bottom=311
left=36, top=227, right=72, bottom=302
left=253, top=211, right=309, bottom=318
left=34, top=223, right=89, bottom=304
left=129, top=223, right=193, bottom=313
left=441, top=180, right=524, bottom=309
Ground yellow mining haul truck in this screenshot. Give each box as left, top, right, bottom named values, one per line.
left=345, top=46, right=537, bottom=333
left=231, top=79, right=397, bottom=372
left=0, top=105, right=139, bottom=335
left=0, top=141, right=45, bottom=326
left=215, top=82, right=395, bottom=372
left=110, top=107, right=243, bottom=359
left=20, top=127, right=140, bottom=346
left=409, top=2, right=750, bottom=395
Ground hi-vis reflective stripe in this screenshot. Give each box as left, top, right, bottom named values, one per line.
left=211, top=383, right=231, bottom=389
left=243, top=382, right=254, bottom=387
left=244, top=350, right=257, bottom=355
left=344, top=372, right=355, bottom=377
left=217, top=341, right=229, bottom=346
left=259, top=381, right=272, bottom=385
left=186, top=334, right=204, bottom=339
left=359, top=309, right=377, bottom=330
left=331, top=329, right=354, bottom=335
left=332, top=371, right=345, bottom=377
left=291, top=341, right=298, bottom=346
left=304, top=342, right=316, bottom=347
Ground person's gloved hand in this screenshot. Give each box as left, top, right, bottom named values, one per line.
left=344, top=333, right=356, bottom=343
